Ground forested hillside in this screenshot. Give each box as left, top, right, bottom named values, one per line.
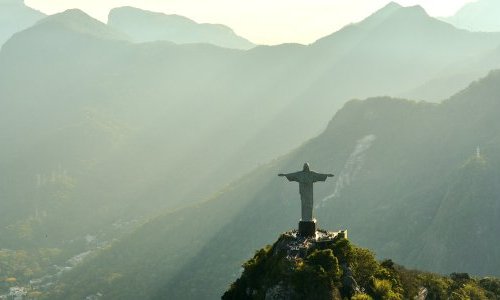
left=2, top=3, right=500, bottom=299
left=224, top=234, right=500, bottom=299
left=3, top=3, right=500, bottom=242
left=50, top=70, right=500, bottom=299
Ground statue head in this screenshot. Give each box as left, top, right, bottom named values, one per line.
left=303, top=163, right=310, bottom=171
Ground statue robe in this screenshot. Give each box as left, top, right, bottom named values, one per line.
left=282, top=170, right=329, bottom=221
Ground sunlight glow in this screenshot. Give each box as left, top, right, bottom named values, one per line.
left=24, top=0, right=476, bottom=45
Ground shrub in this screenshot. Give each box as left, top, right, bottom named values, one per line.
left=371, top=279, right=403, bottom=300
left=352, top=293, right=373, bottom=300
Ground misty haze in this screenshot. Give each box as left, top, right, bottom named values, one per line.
left=1, top=0, right=500, bottom=299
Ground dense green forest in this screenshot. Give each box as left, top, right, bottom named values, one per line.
left=224, top=235, right=500, bottom=299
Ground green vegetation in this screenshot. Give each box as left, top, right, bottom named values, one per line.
left=49, top=69, right=500, bottom=299
left=2, top=2, right=500, bottom=245
left=1, top=2, right=500, bottom=300
left=0, top=248, right=60, bottom=295
left=224, top=237, right=500, bottom=300
left=0, top=248, right=59, bottom=281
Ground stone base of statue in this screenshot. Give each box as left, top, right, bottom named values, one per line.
left=298, top=220, right=316, bottom=237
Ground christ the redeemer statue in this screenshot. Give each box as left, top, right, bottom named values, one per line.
left=279, top=163, right=334, bottom=236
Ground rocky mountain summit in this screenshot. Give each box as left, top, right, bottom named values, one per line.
left=223, top=229, right=354, bottom=300
left=223, top=229, right=500, bottom=300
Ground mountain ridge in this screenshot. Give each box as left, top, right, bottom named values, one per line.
left=3, top=5, right=500, bottom=298
left=0, top=0, right=45, bottom=46
left=33, top=9, right=130, bottom=41
left=47, top=70, right=500, bottom=299
left=108, top=6, right=254, bottom=49
left=442, top=0, right=500, bottom=32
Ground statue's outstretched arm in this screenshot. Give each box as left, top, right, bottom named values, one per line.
left=312, top=171, right=334, bottom=182
left=278, top=171, right=301, bottom=182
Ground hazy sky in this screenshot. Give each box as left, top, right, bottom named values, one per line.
left=24, top=0, right=476, bottom=45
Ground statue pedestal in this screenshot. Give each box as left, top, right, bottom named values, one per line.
left=299, top=220, right=316, bottom=237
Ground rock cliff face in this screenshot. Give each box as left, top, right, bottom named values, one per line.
left=222, top=229, right=500, bottom=300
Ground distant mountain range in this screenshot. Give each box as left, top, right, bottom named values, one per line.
left=309, top=1, right=500, bottom=102
left=3, top=3, right=500, bottom=241
left=108, top=6, right=255, bottom=49
left=0, top=2, right=255, bottom=50
left=442, top=0, right=500, bottom=33
left=0, top=0, right=45, bottom=46
left=49, top=69, right=500, bottom=299
left=2, top=0, right=500, bottom=246
left=2, top=3, right=500, bottom=298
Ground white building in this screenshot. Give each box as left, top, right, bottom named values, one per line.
left=8, top=287, right=27, bottom=300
